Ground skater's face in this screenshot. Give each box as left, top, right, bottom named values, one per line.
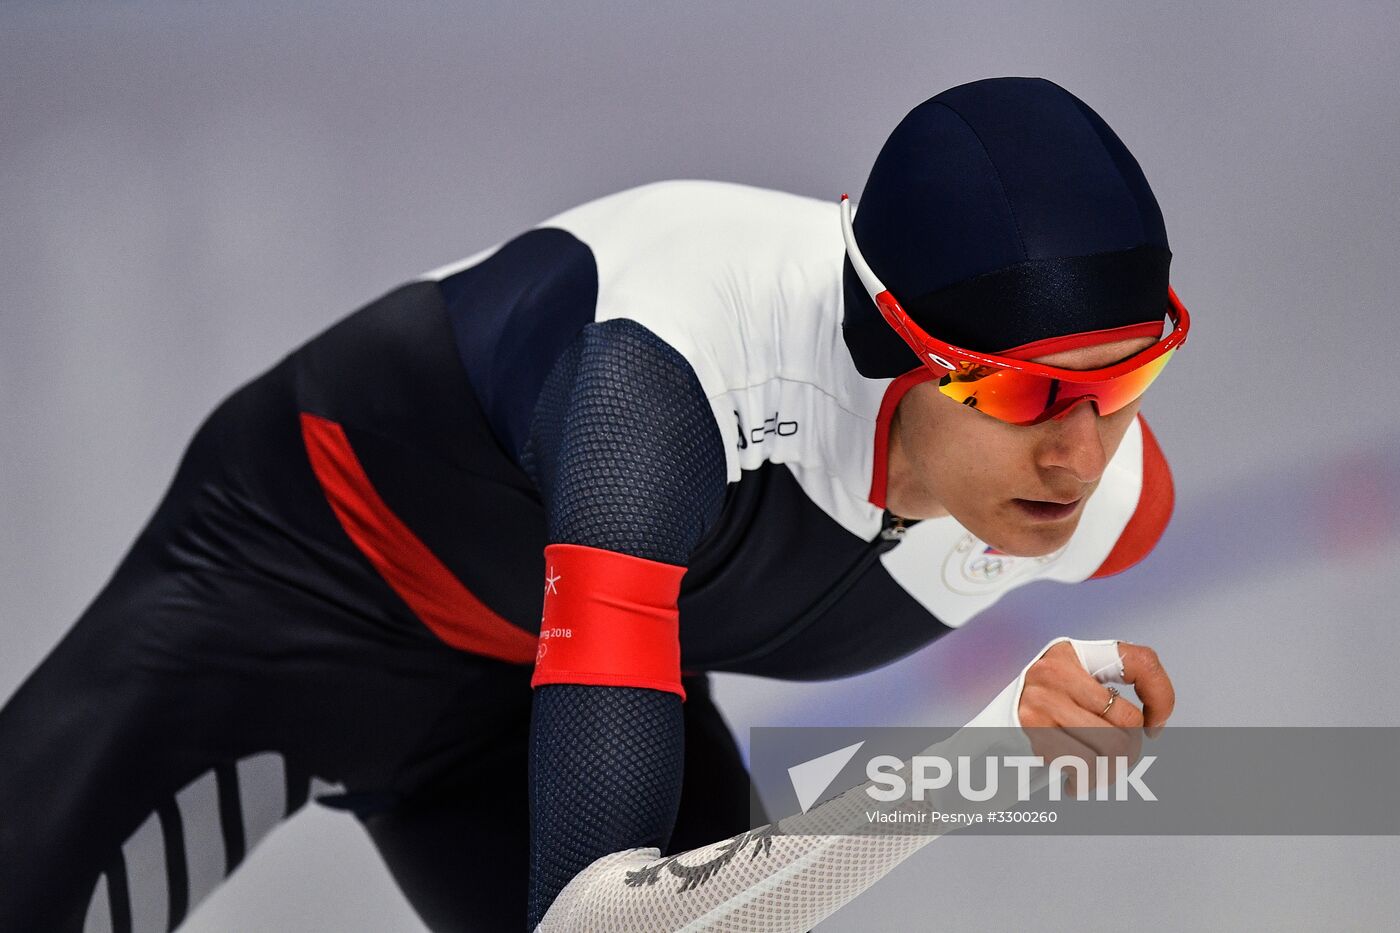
left=885, top=335, right=1159, bottom=557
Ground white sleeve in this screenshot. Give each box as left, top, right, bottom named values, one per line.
left=535, top=638, right=1123, bottom=932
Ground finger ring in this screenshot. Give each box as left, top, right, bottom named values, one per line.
left=1100, top=686, right=1120, bottom=718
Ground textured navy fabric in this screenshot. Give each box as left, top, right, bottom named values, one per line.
left=520, top=318, right=728, bottom=927
left=522, top=318, right=727, bottom=564
left=843, top=76, right=1172, bottom=373
left=526, top=684, right=684, bottom=930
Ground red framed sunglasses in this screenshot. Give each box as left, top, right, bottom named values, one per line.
left=840, top=194, right=1190, bottom=426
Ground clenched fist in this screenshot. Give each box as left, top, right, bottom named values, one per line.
left=1017, top=640, right=1176, bottom=791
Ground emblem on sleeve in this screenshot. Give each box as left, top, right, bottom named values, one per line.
left=941, top=533, right=1065, bottom=596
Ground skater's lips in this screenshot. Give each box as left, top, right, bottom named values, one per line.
left=1012, top=497, right=1082, bottom=521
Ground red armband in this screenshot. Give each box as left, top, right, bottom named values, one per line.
left=530, top=543, right=687, bottom=701
left=1092, top=417, right=1174, bottom=579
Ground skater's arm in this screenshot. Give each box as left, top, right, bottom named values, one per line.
left=520, top=319, right=727, bottom=929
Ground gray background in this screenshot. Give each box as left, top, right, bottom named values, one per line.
left=3, top=1, right=1398, bottom=929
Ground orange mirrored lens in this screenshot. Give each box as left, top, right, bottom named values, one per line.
left=936, top=365, right=1053, bottom=424
left=934, top=349, right=1175, bottom=425
left=1081, top=348, right=1173, bottom=416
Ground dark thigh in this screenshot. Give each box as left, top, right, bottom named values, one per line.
left=0, top=377, right=534, bottom=933
left=359, top=672, right=762, bottom=933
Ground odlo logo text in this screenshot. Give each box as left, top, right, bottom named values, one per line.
left=735, top=410, right=798, bottom=450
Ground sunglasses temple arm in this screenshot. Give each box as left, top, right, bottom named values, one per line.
left=840, top=196, right=887, bottom=300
